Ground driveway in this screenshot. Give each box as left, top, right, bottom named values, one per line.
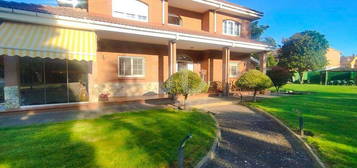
left=200, top=103, right=317, bottom=168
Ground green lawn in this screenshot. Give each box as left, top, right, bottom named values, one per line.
left=251, top=84, right=357, bottom=168
left=0, top=109, right=216, bottom=168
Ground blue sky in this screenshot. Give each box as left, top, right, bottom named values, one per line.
left=9, top=0, right=357, bottom=56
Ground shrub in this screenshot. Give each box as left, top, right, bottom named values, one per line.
left=267, top=66, right=292, bottom=92
left=163, top=70, right=208, bottom=107
left=209, top=81, right=223, bottom=93
left=235, top=70, right=273, bottom=102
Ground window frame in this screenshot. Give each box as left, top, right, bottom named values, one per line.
left=223, top=20, right=241, bottom=37
left=118, top=56, right=146, bottom=78
left=168, top=13, right=182, bottom=26
left=229, top=62, right=239, bottom=78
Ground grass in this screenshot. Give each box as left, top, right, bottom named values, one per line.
left=0, top=108, right=216, bottom=168
left=250, top=84, right=357, bottom=168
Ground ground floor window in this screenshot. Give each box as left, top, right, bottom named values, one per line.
left=229, top=62, right=239, bottom=77
left=19, top=57, right=89, bottom=106
left=118, top=56, right=145, bottom=77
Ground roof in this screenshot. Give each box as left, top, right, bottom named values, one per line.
left=0, top=0, right=267, bottom=46
left=216, top=0, right=263, bottom=15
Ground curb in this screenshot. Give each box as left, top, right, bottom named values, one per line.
left=246, top=105, right=327, bottom=168
left=194, top=112, right=221, bottom=168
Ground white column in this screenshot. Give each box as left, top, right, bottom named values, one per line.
left=169, top=41, right=177, bottom=76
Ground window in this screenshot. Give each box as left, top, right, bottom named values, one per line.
left=112, top=0, right=148, bottom=22
left=118, top=56, right=145, bottom=77
left=229, top=63, right=239, bottom=77
left=168, top=14, right=182, bottom=26
left=223, top=20, right=241, bottom=36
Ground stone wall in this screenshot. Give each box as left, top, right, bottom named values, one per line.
left=90, top=82, right=161, bottom=101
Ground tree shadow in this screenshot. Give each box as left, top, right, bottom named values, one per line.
left=0, top=122, right=99, bottom=168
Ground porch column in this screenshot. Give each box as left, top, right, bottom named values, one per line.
left=259, top=52, right=267, bottom=74
left=222, top=47, right=230, bottom=96
left=168, top=40, right=177, bottom=76
left=4, top=56, right=20, bottom=109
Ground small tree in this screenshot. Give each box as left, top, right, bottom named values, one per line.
left=163, top=70, right=208, bottom=108
left=235, top=70, right=273, bottom=102
left=267, top=66, right=291, bottom=92
left=279, top=30, right=329, bottom=84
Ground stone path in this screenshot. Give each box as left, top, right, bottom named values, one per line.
left=200, top=103, right=317, bottom=168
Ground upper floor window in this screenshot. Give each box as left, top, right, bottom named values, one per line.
left=118, top=56, right=145, bottom=77
left=223, top=20, right=241, bottom=36
left=112, top=0, right=148, bottom=22
left=168, top=14, right=182, bottom=26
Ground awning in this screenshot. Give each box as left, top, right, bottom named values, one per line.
left=0, top=22, right=97, bottom=61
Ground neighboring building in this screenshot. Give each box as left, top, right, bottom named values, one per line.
left=0, top=0, right=271, bottom=111
left=341, top=55, right=357, bottom=69
left=325, top=48, right=341, bottom=70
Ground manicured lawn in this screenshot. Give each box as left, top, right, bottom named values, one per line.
left=250, top=84, right=357, bottom=168
left=0, top=109, right=216, bottom=168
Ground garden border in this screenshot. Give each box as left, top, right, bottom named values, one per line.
left=246, top=105, right=326, bottom=168
left=194, top=112, right=221, bottom=168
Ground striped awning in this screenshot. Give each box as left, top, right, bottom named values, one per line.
left=0, top=22, right=97, bottom=61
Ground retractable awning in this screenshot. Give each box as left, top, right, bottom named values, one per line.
left=0, top=22, right=97, bottom=61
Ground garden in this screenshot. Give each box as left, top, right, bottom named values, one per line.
left=0, top=109, right=216, bottom=168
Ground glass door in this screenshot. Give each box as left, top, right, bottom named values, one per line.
left=20, top=57, right=46, bottom=105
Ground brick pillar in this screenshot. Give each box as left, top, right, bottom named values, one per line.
left=4, top=56, right=20, bottom=109
left=168, top=40, right=177, bottom=76
left=222, top=47, right=230, bottom=96
left=259, top=52, right=267, bottom=74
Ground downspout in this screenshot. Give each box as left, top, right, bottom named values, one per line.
left=162, top=0, right=165, bottom=25
left=213, top=10, right=217, bottom=33
left=214, top=4, right=222, bottom=33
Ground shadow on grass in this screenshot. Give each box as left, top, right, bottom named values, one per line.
left=0, top=109, right=216, bottom=168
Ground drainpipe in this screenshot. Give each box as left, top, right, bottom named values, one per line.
left=213, top=10, right=217, bottom=33
left=162, top=0, right=165, bottom=25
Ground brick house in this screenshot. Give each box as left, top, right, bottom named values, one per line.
left=0, top=0, right=272, bottom=111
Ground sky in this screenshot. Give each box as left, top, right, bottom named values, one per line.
left=9, top=0, right=357, bottom=56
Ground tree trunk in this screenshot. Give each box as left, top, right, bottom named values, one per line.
left=253, top=90, right=257, bottom=102
left=183, top=94, right=188, bottom=109
left=298, top=71, right=304, bottom=84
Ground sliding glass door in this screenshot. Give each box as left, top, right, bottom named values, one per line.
left=19, top=57, right=89, bottom=106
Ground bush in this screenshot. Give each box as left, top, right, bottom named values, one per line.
left=235, top=70, right=273, bottom=102
left=209, top=81, right=223, bottom=93
left=163, top=70, right=208, bottom=107
left=267, top=66, right=291, bottom=92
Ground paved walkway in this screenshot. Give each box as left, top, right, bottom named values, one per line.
left=199, top=103, right=316, bottom=168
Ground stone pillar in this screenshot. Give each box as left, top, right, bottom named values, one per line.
left=259, top=52, right=267, bottom=74
left=168, top=40, right=177, bottom=76
left=4, top=56, right=20, bottom=109
left=222, top=47, right=230, bottom=96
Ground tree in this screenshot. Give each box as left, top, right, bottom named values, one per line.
left=267, top=51, right=279, bottom=67
left=267, top=66, right=291, bottom=92
left=163, top=70, right=208, bottom=108
left=250, top=21, right=269, bottom=40
left=279, top=30, right=329, bottom=84
left=262, top=37, right=277, bottom=48
left=235, top=70, right=273, bottom=102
